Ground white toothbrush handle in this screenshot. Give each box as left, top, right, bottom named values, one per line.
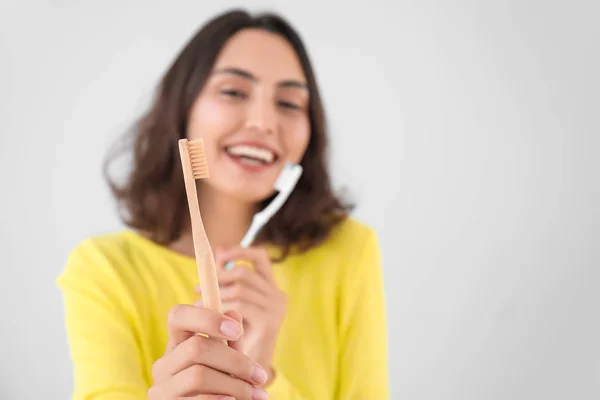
left=222, top=163, right=301, bottom=271
left=223, top=214, right=267, bottom=270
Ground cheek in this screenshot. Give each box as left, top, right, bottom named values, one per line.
left=187, top=97, right=242, bottom=144
left=282, top=118, right=310, bottom=162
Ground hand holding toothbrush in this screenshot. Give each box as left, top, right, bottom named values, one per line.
left=148, top=304, right=269, bottom=400
left=196, top=246, right=287, bottom=386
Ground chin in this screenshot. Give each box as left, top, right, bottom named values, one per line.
left=226, top=185, right=276, bottom=205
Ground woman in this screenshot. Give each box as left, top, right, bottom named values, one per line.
left=57, top=8, right=389, bottom=400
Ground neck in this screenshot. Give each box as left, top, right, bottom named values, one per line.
left=170, top=185, right=257, bottom=258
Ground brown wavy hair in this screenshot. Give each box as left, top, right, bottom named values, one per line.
left=103, top=8, right=353, bottom=260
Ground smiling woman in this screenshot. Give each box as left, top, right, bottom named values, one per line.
left=56, top=8, right=389, bottom=400
left=185, top=30, right=312, bottom=208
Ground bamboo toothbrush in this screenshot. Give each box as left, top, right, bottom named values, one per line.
left=178, top=138, right=224, bottom=331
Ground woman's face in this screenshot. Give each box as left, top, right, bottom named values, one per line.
left=187, top=28, right=310, bottom=203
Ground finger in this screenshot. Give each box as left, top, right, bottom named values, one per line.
left=219, top=281, right=268, bottom=311
left=167, top=364, right=269, bottom=400
left=196, top=268, right=271, bottom=297
left=221, top=301, right=263, bottom=325
left=149, top=380, right=245, bottom=400
left=224, top=310, right=244, bottom=353
left=154, top=334, right=267, bottom=387
left=167, top=324, right=195, bottom=355
left=218, top=247, right=275, bottom=283
left=166, top=304, right=243, bottom=351
left=217, top=267, right=271, bottom=295
left=214, top=249, right=249, bottom=270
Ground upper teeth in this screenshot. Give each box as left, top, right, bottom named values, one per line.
left=226, top=145, right=275, bottom=163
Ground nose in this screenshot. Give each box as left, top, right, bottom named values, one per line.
left=245, top=93, right=276, bottom=136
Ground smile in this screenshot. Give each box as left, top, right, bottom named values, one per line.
left=224, top=144, right=278, bottom=166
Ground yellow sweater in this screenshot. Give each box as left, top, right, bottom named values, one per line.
left=56, top=218, right=389, bottom=399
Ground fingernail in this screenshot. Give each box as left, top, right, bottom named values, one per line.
left=252, top=387, right=269, bottom=400
left=220, top=319, right=242, bottom=338
left=217, top=397, right=235, bottom=400
left=195, top=300, right=204, bottom=307
left=251, top=365, right=268, bottom=384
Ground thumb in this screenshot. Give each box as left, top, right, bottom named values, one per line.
left=224, top=309, right=244, bottom=352
left=214, top=248, right=230, bottom=270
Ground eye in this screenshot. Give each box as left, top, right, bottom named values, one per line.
left=221, top=89, right=247, bottom=99
left=278, top=100, right=301, bottom=110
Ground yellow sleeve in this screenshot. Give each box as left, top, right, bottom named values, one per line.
left=56, top=240, right=149, bottom=399
left=266, top=369, right=310, bottom=399
left=337, top=229, right=390, bottom=399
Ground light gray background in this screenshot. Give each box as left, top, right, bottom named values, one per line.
left=1, top=1, right=599, bottom=399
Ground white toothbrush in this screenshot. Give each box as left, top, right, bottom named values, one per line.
left=224, top=161, right=303, bottom=270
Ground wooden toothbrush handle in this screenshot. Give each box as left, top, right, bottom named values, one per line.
left=179, top=141, right=226, bottom=344
left=180, top=140, right=222, bottom=312
left=193, top=244, right=222, bottom=313
left=194, top=246, right=227, bottom=345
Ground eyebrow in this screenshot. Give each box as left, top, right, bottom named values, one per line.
left=214, top=67, right=309, bottom=90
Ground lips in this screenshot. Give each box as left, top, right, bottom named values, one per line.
left=223, top=141, right=280, bottom=169
left=225, top=145, right=276, bottom=164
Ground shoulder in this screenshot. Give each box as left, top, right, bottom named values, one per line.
left=56, top=230, right=142, bottom=287
left=64, top=230, right=139, bottom=266
left=320, top=216, right=380, bottom=258
left=324, top=218, right=385, bottom=304
left=286, top=216, right=381, bottom=272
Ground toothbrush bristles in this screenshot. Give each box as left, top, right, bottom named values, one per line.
left=187, top=140, right=210, bottom=179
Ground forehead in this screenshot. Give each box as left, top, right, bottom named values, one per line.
left=212, top=28, right=307, bottom=83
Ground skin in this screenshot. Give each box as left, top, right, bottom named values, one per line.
left=149, top=28, right=311, bottom=399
